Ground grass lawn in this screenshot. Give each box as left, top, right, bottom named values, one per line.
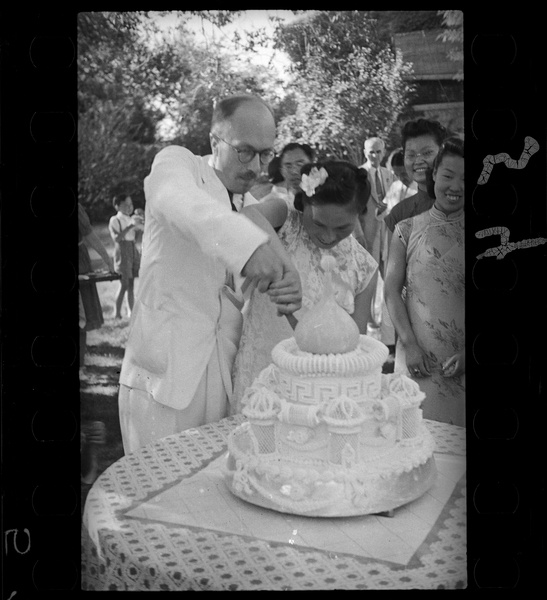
left=80, top=223, right=139, bottom=512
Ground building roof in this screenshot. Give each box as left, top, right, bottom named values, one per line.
left=392, top=29, right=462, bottom=80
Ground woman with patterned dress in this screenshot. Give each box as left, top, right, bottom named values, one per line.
left=231, top=161, right=378, bottom=413
left=384, top=137, right=465, bottom=426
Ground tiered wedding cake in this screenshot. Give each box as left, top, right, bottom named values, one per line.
left=225, top=256, right=436, bottom=517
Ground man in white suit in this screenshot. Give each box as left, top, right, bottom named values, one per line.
left=358, top=137, right=395, bottom=262
left=118, top=94, right=302, bottom=453
left=358, top=137, right=395, bottom=335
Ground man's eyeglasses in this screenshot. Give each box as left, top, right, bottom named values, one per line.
left=211, top=134, right=275, bottom=165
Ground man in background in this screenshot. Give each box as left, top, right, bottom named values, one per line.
left=358, top=136, right=395, bottom=335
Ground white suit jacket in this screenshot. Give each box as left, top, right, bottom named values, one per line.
left=119, top=145, right=269, bottom=410
left=358, top=162, right=395, bottom=261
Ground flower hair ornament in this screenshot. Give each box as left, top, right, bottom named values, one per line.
left=300, top=166, right=329, bottom=197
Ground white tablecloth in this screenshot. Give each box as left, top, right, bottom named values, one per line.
left=81, top=416, right=466, bottom=590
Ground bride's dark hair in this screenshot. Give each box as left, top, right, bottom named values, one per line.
left=294, top=161, right=371, bottom=215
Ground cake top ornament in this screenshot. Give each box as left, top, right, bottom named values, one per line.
left=294, top=255, right=360, bottom=354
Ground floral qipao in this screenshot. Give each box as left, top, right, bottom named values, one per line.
left=231, top=205, right=378, bottom=412
left=394, top=206, right=465, bottom=426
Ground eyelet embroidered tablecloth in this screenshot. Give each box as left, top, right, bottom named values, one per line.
left=81, top=416, right=466, bottom=590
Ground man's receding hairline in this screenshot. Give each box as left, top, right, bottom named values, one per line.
left=364, top=137, right=385, bottom=151
left=211, top=95, right=274, bottom=132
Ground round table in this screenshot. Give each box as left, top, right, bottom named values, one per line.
left=81, top=415, right=466, bottom=590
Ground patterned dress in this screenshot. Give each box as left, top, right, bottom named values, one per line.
left=231, top=206, right=378, bottom=413
left=394, top=206, right=465, bottom=426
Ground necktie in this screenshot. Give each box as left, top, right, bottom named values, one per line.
left=225, top=192, right=237, bottom=292
left=227, top=191, right=237, bottom=212
left=375, top=169, right=385, bottom=202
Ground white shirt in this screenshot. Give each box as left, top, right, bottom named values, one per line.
left=119, top=145, right=269, bottom=410
left=109, top=211, right=136, bottom=241
left=361, top=162, right=395, bottom=206
left=258, top=184, right=295, bottom=210
left=385, top=179, right=418, bottom=212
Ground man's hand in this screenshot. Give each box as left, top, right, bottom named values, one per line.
left=267, top=266, right=302, bottom=315
left=241, top=243, right=284, bottom=293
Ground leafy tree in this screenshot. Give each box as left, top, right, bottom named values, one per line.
left=77, top=10, right=452, bottom=220
left=78, top=11, right=165, bottom=220
left=158, top=13, right=287, bottom=154
left=437, top=10, right=464, bottom=81
left=78, top=99, right=160, bottom=219
left=273, top=11, right=415, bottom=163
left=78, top=11, right=285, bottom=219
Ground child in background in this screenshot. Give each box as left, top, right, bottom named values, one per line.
left=109, top=193, right=140, bottom=319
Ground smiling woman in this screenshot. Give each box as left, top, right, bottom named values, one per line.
left=383, top=118, right=451, bottom=237
left=384, top=136, right=465, bottom=427
left=430, top=141, right=465, bottom=215
left=303, top=200, right=360, bottom=250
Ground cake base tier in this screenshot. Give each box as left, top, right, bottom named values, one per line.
left=225, top=426, right=437, bottom=518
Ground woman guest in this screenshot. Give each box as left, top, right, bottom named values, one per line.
left=378, top=119, right=449, bottom=350
left=384, top=148, right=418, bottom=217
left=384, top=137, right=465, bottom=426
left=108, top=193, right=141, bottom=319
left=375, top=148, right=418, bottom=354
left=261, top=142, right=315, bottom=207
left=78, top=202, right=114, bottom=366
left=384, top=118, right=449, bottom=237
left=232, top=160, right=378, bottom=412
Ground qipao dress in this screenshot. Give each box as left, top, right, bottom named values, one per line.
left=393, top=206, right=465, bottom=426
left=231, top=205, right=378, bottom=413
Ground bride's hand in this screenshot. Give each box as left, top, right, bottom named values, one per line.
left=441, top=352, right=465, bottom=377
left=404, top=341, right=431, bottom=378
